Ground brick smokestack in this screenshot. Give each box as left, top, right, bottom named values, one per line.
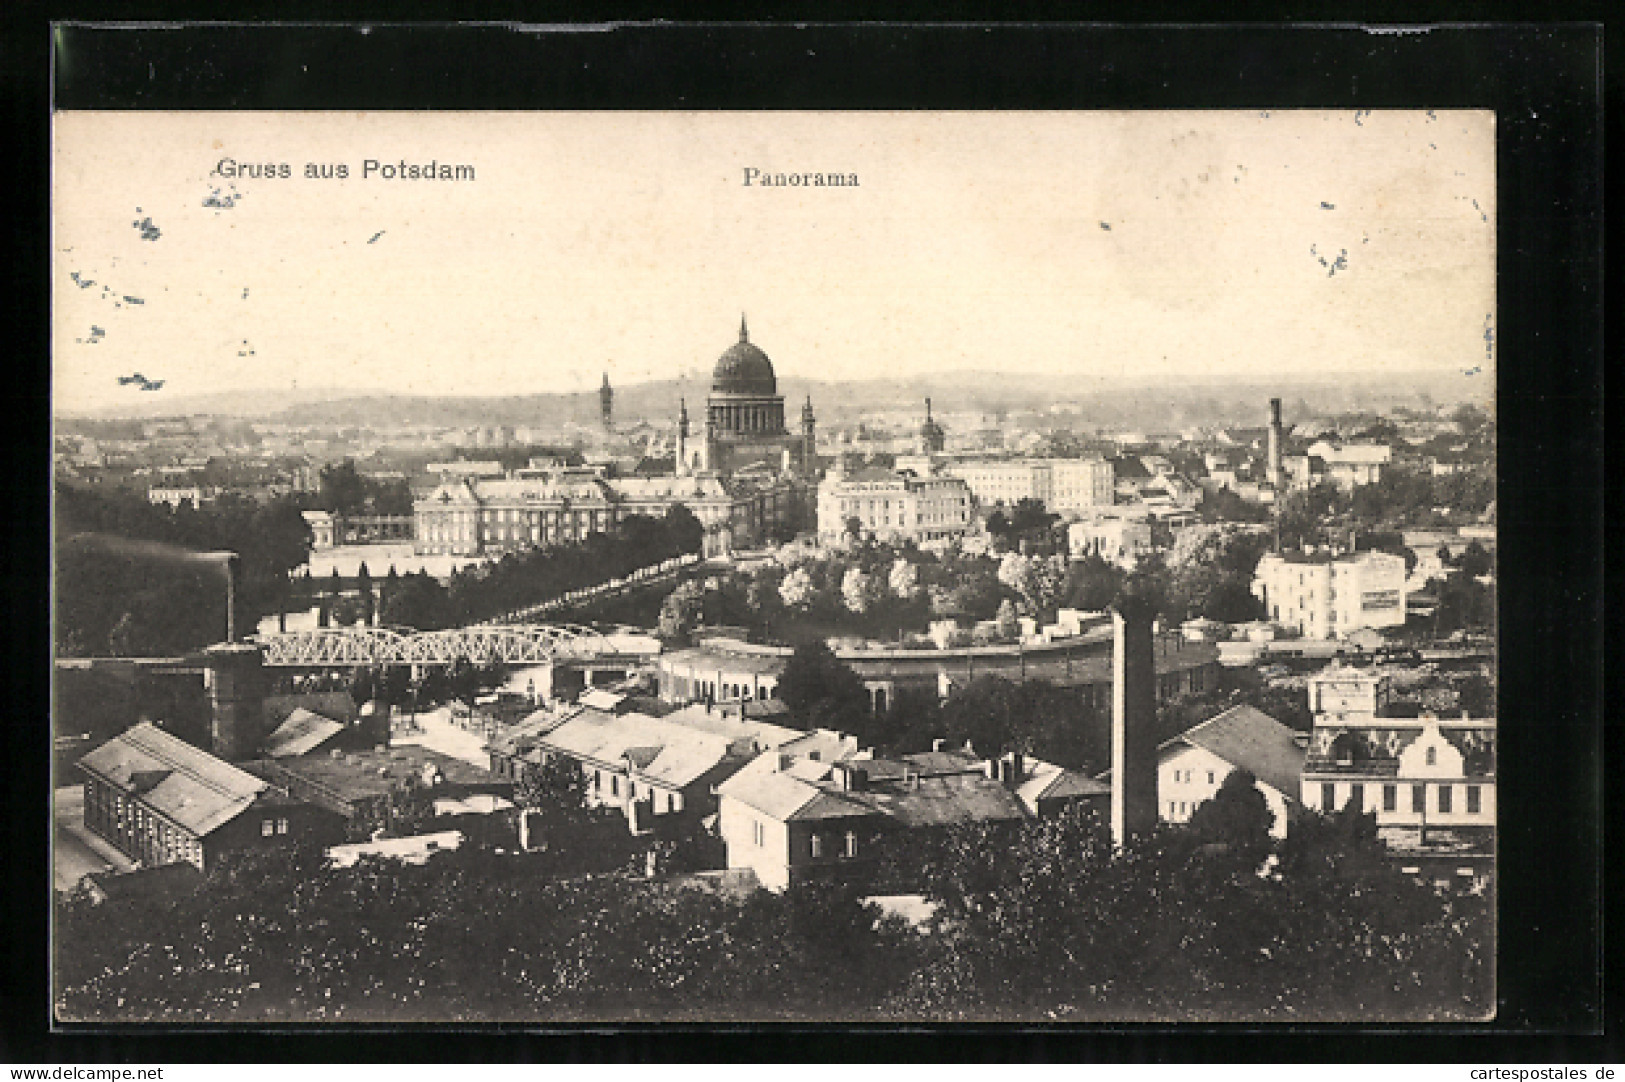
left=1267, top=397, right=1283, bottom=489
left=202, top=643, right=268, bottom=760
left=1110, top=582, right=1160, bottom=849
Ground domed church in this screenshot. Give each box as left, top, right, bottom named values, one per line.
left=677, top=316, right=817, bottom=479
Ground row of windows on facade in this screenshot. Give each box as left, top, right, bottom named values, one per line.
left=86, top=782, right=204, bottom=866
left=591, top=769, right=681, bottom=813
left=664, top=673, right=779, bottom=701
left=1320, top=781, right=1484, bottom=814
left=751, top=819, right=860, bottom=858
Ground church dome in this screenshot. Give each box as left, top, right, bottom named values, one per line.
left=711, top=316, right=778, bottom=396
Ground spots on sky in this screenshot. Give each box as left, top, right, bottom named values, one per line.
left=1320, top=202, right=1336, bottom=210
left=116, top=373, right=164, bottom=390
left=77, top=326, right=105, bottom=345
left=1483, top=315, right=1494, bottom=360
left=132, top=216, right=162, bottom=241
left=70, top=272, right=95, bottom=289
left=1098, top=222, right=1111, bottom=231
left=1426, top=110, right=1437, bottom=122
left=243, top=288, right=250, bottom=299
left=203, top=185, right=240, bottom=209
left=368, top=231, right=386, bottom=244
left=1354, top=110, right=1371, bottom=127
left=1309, top=244, right=1349, bottom=277
left=238, top=339, right=256, bottom=358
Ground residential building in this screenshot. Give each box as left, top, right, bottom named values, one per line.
left=520, top=702, right=838, bottom=833
left=1152, top=705, right=1306, bottom=839
left=1252, top=549, right=1408, bottom=640
left=147, top=484, right=210, bottom=509
left=944, top=460, right=1053, bottom=508
left=1301, top=440, right=1392, bottom=488
left=1046, top=458, right=1116, bottom=517
left=77, top=722, right=343, bottom=874
left=816, top=466, right=972, bottom=545
left=1298, top=663, right=1494, bottom=886
left=716, top=746, right=1031, bottom=891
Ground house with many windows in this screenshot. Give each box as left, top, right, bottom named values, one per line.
left=1252, top=548, right=1408, bottom=640
left=1150, top=705, right=1307, bottom=839
left=1297, top=662, right=1495, bottom=889
left=78, top=722, right=343, bottom=874
left=716, top=744, right=1044, bottom=891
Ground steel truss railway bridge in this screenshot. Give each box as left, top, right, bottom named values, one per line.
left=253, top=623, right=648, bottom=668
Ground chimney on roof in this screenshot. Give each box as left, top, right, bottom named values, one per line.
left=932, top=738, right=946, bottom=753
left=775, top=752, right=794, bottom=772
left=837, top=763, right=868, bottom=791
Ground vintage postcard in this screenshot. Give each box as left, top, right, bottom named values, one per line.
left=53, top=108, right=1497, bottom=1024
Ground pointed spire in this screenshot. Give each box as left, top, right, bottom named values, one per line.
left=739, top=313, right=749, bottom=342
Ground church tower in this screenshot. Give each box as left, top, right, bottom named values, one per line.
left=599, top=373, right=614, bottom=430
left=800, top=395, right=817, bottom=478
left=676, top=398, right=691, bottom=477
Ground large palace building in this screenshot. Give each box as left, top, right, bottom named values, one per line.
left=679, top=316, right=816, bottom=479
left=414, top=319, right=817, bottom=559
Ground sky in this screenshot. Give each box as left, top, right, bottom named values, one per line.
left=53, top=110, right=1495, bottom=415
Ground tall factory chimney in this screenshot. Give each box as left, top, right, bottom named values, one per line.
left=599, top=373, right=614, bottom=431
left=202, top=642, right=268, bottom=760
left=1110, top=581, right=1161, bottom=849
left=1267, top=397, right=1284, bottom=489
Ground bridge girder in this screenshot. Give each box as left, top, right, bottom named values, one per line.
left=254, top=623, right=618, bottom=667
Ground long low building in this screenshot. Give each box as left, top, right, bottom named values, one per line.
left=657, top=629, right=1220, bottom=714
left=78, top=722, right=344, bottom=874
left=499, top=700, right=855, bottom=833
left=415, top=466, right=800, bottom=559
left=716, top=744, right=1103, bottom=892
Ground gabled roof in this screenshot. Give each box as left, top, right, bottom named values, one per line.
left=78, top=722, right=268, bottom=837
left=1161, top=705, right=1306, bottom=799
left=538, top=708, right=735, bottom=789
left=262, top=708, right=345, bottom=758
left=1016, top=758, right=1111, bottom=809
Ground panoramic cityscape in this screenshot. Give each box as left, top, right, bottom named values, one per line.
left=52, top=111, right=1495, bottom=1022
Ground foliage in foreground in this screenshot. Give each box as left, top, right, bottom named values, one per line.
left=55, top=803, right=1491, bottom=1023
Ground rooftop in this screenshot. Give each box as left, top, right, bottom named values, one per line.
left=1161, top=704, right=1307, bottom=799
left=78, top=722, right=268, bottom=837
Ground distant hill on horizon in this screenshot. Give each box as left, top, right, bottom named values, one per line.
left=57, top=367, right=1489, bottom=434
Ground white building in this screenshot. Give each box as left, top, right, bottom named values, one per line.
left=944, top=460, right=1052, bottom=508
left=147, top=484, right=210, bottom=509
left=1251, top=549, right=1408, bottom=640
left=1047, top=458, right=1116, bottom=517
left=1302, top=441, right=1392, bottom=488
left=817, top=467, right=972, bottom=545
left=1154, top=705, right=1306, bottom=839
left=942, top=457, right=1113, bottom=518
left=1068, top=513, right=1154, bottom=568
left=1299, top=665, right=1495, bottom=834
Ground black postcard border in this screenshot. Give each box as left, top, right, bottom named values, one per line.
left=8, top=15, right=1611, bottom=1064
